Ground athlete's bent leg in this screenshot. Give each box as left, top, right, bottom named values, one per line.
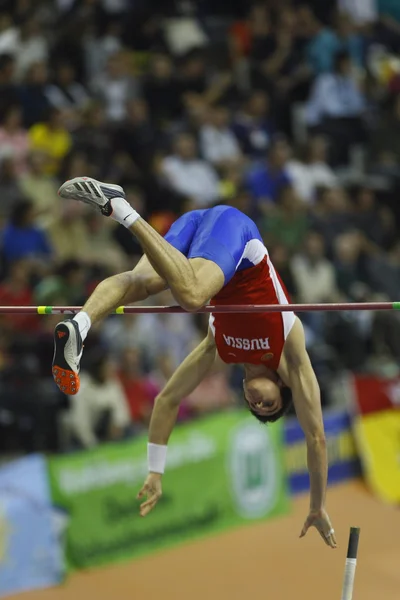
left=52, top=256, right=167, bottom=395
left=83, top=255, right=167, bottom=325
left=127, top=219, right=224, bottom=311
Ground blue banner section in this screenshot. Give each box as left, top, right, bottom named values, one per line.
left=0, top=454, right=66, bottom=598
left=284, top=409, right=361, bottom=494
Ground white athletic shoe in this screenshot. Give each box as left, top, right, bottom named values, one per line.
left=58, top=177, right=125, bottom=216
left=52, top=320, right=83, bottom=395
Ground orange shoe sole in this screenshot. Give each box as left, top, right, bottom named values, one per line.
left=52, top=366, right=80, bottom=395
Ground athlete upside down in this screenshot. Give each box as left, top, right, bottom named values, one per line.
left=52, top=177, right=337, bottom=549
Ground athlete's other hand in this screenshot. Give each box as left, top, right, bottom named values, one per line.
left=300, top=508, right=337, bottom=548
left=137, top=473, right=162, bottom=517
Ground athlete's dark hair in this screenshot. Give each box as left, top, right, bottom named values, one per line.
left=247, top=387, right=293, bottom=424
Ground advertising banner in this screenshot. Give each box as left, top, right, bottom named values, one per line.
left=48, top=410, right=289, bottom=570
left=284, top=408, right=360, bottom=494
left=0, top=454, right=66, bottom=598
left=351, top=375, right=400, bottom=504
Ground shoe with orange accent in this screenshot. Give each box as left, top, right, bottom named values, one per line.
left=52, top=320, right=83, bottom=395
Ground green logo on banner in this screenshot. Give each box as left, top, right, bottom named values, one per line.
left=47, top=411, right=289, bottom=571
left=229, top=423, right=278, bottom=518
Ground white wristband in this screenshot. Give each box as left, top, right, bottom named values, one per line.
left=148, top=443, right=168, bottom=474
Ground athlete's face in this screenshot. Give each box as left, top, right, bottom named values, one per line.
left=243, top=376, right=283, bottom=417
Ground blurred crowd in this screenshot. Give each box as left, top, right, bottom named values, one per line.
left=1, top=0, right=400, bottom=455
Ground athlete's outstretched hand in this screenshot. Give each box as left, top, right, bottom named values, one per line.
left=300, top=508, right=337, bottom=548
left=137, top=473, right=162, bottom=517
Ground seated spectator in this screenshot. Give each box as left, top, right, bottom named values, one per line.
left=114, top=98, right=161, bottom=174
left=0, top=157, right=23, bottom=223
left=0, top=54, right=19, bottom=121
left=18, top=61, right=50, bottom=128
left=64, top=350, right=131, bottom=449
left=0, top=259, right=39, bottom=335
left=117, top=348, right=159, bottom=427
left=292, top=231, right=340, bottom=304
left=232, top=90, right=276, bottom=158
left=73, top=101, right=112, bottom=174
left=14, top=17, right=49, bottom=82
left=46, top=202, right=89, bottom=262
left=0, top=105, right=29, bottom=176
left=367, top=241, right=400, bottom=303
left=144, top=53, right=181, bottom=125
left=333, top=231, right=370, bottom=300
left=19, top=151, right=61, bottom=228
left=34, top=259, right=87, bottom=306
left=261, top=184, right=309, bottom=254
left=297, top=5, right=341, bottom=75
left=333, top=12, right=365, bottom=69
left=199, top=105, right=243, bottom=170
left=160, top=132, right=220, bottom=207
left=287, top=136, right=338, bottom=203
left=1, top=199, right=53, bottom=266
left=245, top=136, right=291, bottom=213
left=84, top=19, right=123, bottom=82
left=351, top=186, right=397, bottom=249
left=28, top=107, right=72, bottom=175
left=45, top=62, right=90, bottom=124
left=306, top=52, right=366, bottom=165
left=311, top=187, right=353, bottom=255
left=370, top=92, right=400, bottom=175
left=91, top=50, right=141, bottom=122
left=338, top=0, right=377, bottom=30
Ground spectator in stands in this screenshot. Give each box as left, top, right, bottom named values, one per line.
left=351, top=186, right=397, bottom=249
left=306, top=51, right=366, bottom=165
left=333, top=231, right=370, bottom=300
left=29, top=107, right=72, bottom=175
left=34, top=259, right=86, bottom=307
left=19, top=151, right=61, bottom=228
left=14, top=17, right=48, bottom=81
left=297, top=5, right=339, bottom=74
left=370, top=92, right=400, bottom=175
left=114, top=98, right=160, bottom=174
left=261, top=184, right=309, bottom=254
left=245, top=136, right=291, bottom=213
left=117, top=348, right=159, bottom=427
left=0, top=105, right=29, bottom=176
left=287, top=136, right=338, bottom=204
left=65, top=350, right=131, bottom=449
left=0, top=157, right=23, bottom=222
left=232, top=90, right=276, bottom=158
left=0, top=54, right=19, bottom=120
left=199, top=105, right=243, bottom=170
left=92, top=50, right=141, bottom=122
left=160, top=132, right=220, bottom=207
left=144, top=53, right=181, bottom=125
left=19, top=61, right=50, bottom=128
left=45, top=62, right=90, bottom=119
left=1, top=199, right=53, bottom=266
left=72, top=101, right=112, bottom=175
left=292, top=231, right=340, bottom=304
left=0, top=259, right=38, bottom=335
left=311, top=187, right=353, bottom=255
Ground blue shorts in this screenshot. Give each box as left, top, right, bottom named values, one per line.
left=164, top=205, right=263, bottom=284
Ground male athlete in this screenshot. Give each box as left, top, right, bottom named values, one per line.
left=52, top=177, right=336, bottom=548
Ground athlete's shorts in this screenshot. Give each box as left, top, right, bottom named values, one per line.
left=164, top=205, right=263, bottom=285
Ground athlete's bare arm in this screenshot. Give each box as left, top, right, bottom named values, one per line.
left=279, top=319, right=337, bottom=548
left=137, top=329, right=217, bottom=516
